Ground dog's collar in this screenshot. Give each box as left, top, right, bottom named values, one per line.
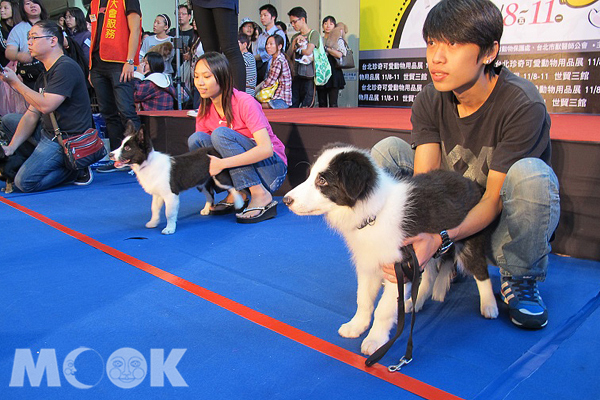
left=357, top=215, right=376, bottom=230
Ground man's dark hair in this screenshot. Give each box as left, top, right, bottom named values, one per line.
left=259, top=4, right=277, bottom=20
left=287, top=7, right=307, bottom=22
left=178, top=4, right=190, bottom=14
left=422, top=0, right=502, bottom=75
left=34, top=20, right=62, bottom=41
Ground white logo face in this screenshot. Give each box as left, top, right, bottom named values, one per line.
left=62, top=347, right=104, bottom=389
left=106, top=348, right=147, bottom=389
left=9, top=347, right=186, bottom=389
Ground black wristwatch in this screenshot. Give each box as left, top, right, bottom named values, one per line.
left=433, top=230, right=453, bottom=258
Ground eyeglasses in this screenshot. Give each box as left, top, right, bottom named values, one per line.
left=27, top=35, right=53, bottom=41
left=289, top=18, right=300, bottom=25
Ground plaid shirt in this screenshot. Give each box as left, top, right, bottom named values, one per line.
left=133, top=79, right=176, bottom=111
left=262, top=53, right=292, bottom=106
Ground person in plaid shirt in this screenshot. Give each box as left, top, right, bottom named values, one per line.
left=256, top=35, right=292, bottom=109
left=133, top=51, right=176, bottom=111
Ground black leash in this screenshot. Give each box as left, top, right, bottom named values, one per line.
left=365, top=245, right=421, bottom=371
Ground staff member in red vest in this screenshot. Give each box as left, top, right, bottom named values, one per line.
left=88, top=0, right=142, bottom=172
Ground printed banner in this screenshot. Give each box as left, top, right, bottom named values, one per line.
left=359, top=0, right=600, bottom=113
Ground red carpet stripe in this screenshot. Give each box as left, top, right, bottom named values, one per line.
left=1, top=196, right=463, bottom=400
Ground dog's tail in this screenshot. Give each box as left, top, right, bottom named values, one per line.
left=213, top=176, right=245, bottom=210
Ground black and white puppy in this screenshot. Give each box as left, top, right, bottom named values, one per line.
left=283, top=144, right=497, bottom=356
left=110, top=121, right=243, bottom=234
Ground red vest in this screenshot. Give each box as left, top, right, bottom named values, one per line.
left=89, top=0, right=141, bottom=65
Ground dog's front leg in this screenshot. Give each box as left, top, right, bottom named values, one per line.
left=475, top=277, right=498, bottom=319
left=146, top=195, right=164, bottom=229
left=162, top=194, right=180, bottom=234
left=338, top=269, right=382, bottom=339
left=361, top=280, right=399, bottom=355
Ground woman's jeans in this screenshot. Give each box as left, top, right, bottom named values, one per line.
left=371, top=137, right=560, bottom=280
left=188, top=127, right=287, bottom=193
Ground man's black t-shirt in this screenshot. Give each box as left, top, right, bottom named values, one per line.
left=169, top=27, right=196, bottom=49
left=411, top=66, right=552, bottom=188
left=36, top=55, right=92, bottom=139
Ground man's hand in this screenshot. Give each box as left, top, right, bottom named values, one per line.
left=120, top=63, right=135, bottom=82
left=1, top=144, right=15, bottom=157
left=0, top=66, right=20, bottom=86
left=381, top=232, right=442, bottom=283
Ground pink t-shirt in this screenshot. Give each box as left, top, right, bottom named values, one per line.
left=195, top=89, right=287, bottom=164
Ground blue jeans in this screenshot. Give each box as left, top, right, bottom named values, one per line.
left=90, top=60, right=140, bottom=150
left=1, top=113, right=77, bottom=192
left=371, top=137, right=561, bottom=279
left=269, top=98, right=290, bottom=109
left=187, top=126, right=287, bottom=193
left=15, top=136, right=78, bottom=192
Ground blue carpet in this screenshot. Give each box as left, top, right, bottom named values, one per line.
left=1, top=172, right=599, bottom=399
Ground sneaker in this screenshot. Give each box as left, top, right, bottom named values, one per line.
left=74, top=166, right=93, bottom=186
left=501, top=276, right=548, bottom=329
left=96, top=161, right=130, bottom=173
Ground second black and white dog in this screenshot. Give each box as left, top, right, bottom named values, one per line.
left=110, top=122, right=243, bottom=234
left=283, top=144, right=498, bottom=356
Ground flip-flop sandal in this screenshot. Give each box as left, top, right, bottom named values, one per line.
left=236, top=200, right=278, bottom=224
left=210, top=198, right=249, bottom=215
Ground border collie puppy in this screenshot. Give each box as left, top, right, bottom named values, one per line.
left=283, top=144, right=497, bottom=356
left=110, top=121, right=243, bottom=234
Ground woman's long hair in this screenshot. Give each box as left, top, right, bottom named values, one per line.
left=1, top=0, right=22, bottom=29
left=196, top=52, right=234, bottom=128
left=65, top=7, right=86, bottom=34
left=19, top=0, right=48, bottom=24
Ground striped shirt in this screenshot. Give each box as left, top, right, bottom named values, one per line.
left=242, top=51, right=257, bottom=97
left=262, top=53, right=292, bottom=106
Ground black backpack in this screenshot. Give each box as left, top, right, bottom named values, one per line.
left=63, top=36, right=89, bottom=83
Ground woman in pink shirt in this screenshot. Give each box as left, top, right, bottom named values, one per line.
left=188, top=52, right=287, bottom=223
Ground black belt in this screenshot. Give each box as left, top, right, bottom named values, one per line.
left=365, top=245, right=421, bottom=371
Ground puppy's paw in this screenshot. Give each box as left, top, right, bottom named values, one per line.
left=414, top=296, right=427, bottom=313
left=481, top=301, right=499, bottom=319
left=146, top=219, right=159, bottom=228
left=200, top=203, right=211, bottom=216
left=361, top=331, right=389, bottom=356
left=338, top=319, right=369, bottom=339
left=161, top=226, right=176, bottom=235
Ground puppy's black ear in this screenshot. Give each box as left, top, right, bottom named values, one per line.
left=333, top=152, right=377, bottom=206
left=136, top=124, right=153, bottom=153
left=124, top=120, right=136, bottom=137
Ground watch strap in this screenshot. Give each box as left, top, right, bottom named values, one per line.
left=433, top=230, right=453, bottom=258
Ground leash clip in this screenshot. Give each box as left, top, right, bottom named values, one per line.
left=388, top=356, right=412, bottom=372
